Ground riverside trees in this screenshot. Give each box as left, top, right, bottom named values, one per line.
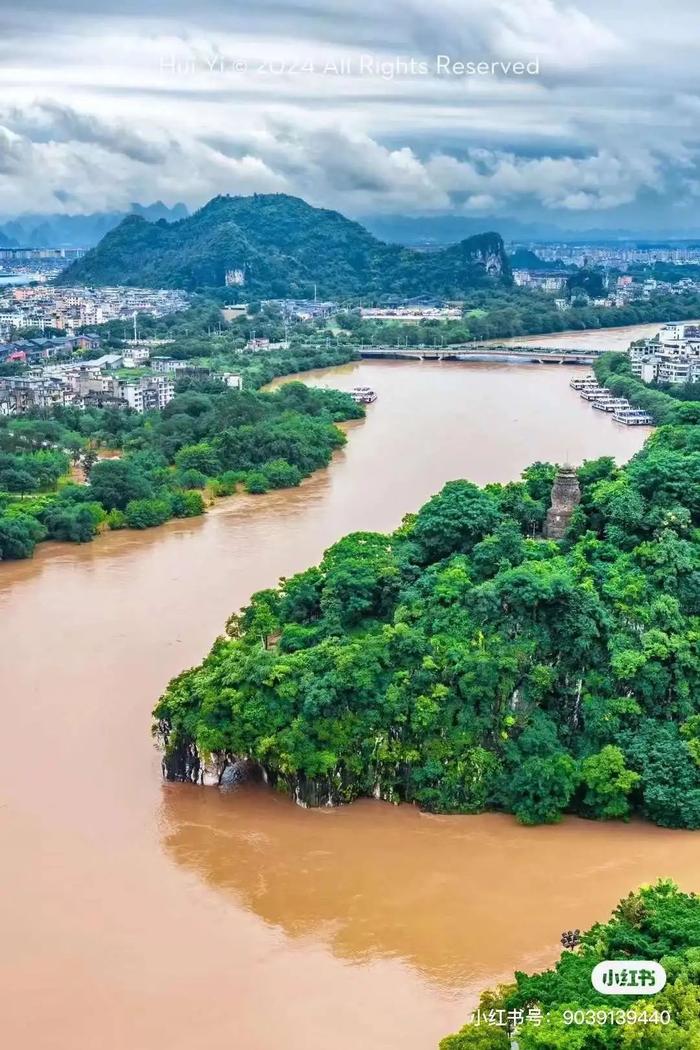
left=154, top=422, right=700, bottom=828
left=441, top=881, right=700, bottom=1049
left=0, top=381, right=363, bottom=560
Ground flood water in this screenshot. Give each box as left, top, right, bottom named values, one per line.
left=489, top=319, right=699, bottom=351
left=2, top=357, right=698, bottom=1050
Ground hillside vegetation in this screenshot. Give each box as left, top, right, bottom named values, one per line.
left=154, top=423, right=700, bottom=827
left=57, top=193, right=511, bottom=297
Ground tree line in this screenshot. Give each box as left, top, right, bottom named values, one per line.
left=0, top=379, right=363, bottom=562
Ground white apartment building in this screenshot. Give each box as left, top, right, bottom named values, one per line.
left=656, top=356, right=700, bottom=385
left=659, top=323, right=687, bottom=343
left=629, top=326, right=700, bottom=385
left=151, top=356, right=188, bottom=373
left=640, top=360, right=659, bottom=383
left=632, top=347, right=700, bottom=385
left=359, top=306, right=463, bottom=322
left=122, top=347, right=151, bottom=366
left=112, top=374, right=175, bottom=412
left=0, top=311, right=42, bottom=330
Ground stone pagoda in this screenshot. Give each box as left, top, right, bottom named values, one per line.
left=544, top=465, right=581, bottom=539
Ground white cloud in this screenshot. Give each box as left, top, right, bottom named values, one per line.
left=0, top=0, right=697, bottom=229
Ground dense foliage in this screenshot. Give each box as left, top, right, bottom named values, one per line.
left=0, top=381, right=362, bottom=561
left=154, top=424, right=700, bottom=827
left=441, top=881, right=700, bottom=1048
left=567, top=268, right=606, bottom=300
left=330, top=290, right=700, bottom=346
left=57, top=193, right=512, bottom=297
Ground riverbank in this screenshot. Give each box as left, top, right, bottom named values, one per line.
left=3, top=321, right=658, bottom=565
left=0, top=380, right=361, bottom=562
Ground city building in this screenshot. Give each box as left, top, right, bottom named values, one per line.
left=150, top=356, right=189, bottom=373
left=359, top=305, right=463, bottom=322
left=629, top=323, right=700, bottom=385
left=512, top=271, right=568, bottom=292
left=0, top=284, right=189, bottom=335
left=112, top=375, right=175, bottom=412
left=221, top=305, right=248, bottom=322
left=218, top=372, right=243, bottom=389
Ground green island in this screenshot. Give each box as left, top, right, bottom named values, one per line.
left=441, top=880, right=700, bottom=1049
left=0, top=344, right=361, bottom=561
left=153, top=362, right=700, bottom=827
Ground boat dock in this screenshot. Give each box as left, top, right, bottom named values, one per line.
left=572, top=378, right=654, bottom=427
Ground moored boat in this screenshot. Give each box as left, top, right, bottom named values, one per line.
left=569, top=374, right=598, bottom=390
left=351, top=385, right=377, bottom=404
left=592, top=397, right=630, bottom=413
left=613, top=407, right=654, bottom=426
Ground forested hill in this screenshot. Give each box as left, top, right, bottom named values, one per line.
left=56, top=193, right=511, bottom=297
left=154, top=422, right=700, bottom=829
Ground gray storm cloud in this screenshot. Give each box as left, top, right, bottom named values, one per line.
left=0, top=0, right=698, bottom=229
left=2, top=102, right=172, bottom=164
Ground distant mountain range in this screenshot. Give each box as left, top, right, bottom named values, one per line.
left=56, top=193, right=512, bottom=298
left=0, top=201, right=189, bottom=249
left=4, top=199, right=698, bottom=254
left=363, top=214, right=700, bottom=246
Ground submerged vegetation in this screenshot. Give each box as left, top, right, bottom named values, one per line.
left=154, top=420, right=700, bottom=828
left=441, top=881, right=700, bottom=1049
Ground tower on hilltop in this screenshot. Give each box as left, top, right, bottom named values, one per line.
left=544, top=464, right=581, bottom=539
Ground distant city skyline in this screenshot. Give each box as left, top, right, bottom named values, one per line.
left=1, top=1, right=699, bottom=233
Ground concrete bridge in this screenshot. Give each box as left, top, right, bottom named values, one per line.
left=354, top=344, right=602, bottom=366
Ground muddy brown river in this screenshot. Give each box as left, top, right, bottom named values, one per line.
left=2, top=358, right=699, bottom=1050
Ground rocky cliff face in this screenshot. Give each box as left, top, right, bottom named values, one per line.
left=158, top=732, right=401, bottom=807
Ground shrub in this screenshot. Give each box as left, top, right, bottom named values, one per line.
left=106, top=509, right=127, bottom=530
left=261, top=458, right=303, bottom=489
left=42, top=502, right=102, bottom=543
left=211, top=470, right=247, bottom=496
left=170, top=490, right=205, bottom=518
left=0, top=513, right=47, bottom=560
left=245, top=471, right=270, bottom=494
left=174, top=442, right=222, bottom=475
left=175, top=468, right=208, bottom=490
left=124, top=497, right=172, bottom=530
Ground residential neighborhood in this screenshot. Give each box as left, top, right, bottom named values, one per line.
left=629, top=321, right=700, bottom=385
left=0, top=282, right=189, bottom=337
left=0, top=335, right=242, bottom=415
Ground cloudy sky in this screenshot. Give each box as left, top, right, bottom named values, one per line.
left=1, top=0, right=699, bottom=231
